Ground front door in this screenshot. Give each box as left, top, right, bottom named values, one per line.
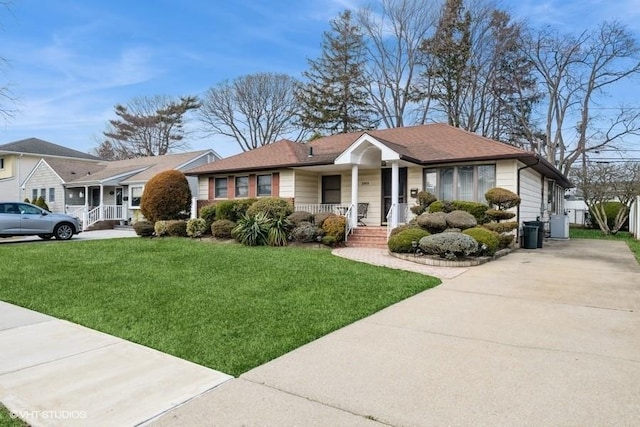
left=381, top=167, right=407, bottom=225
left=91, top=188, right=100, bottom=209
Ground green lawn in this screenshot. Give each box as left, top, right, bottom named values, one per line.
left=0, top=404, right=27, bottom=427
left=0, top=238, right=439, bottom=376
left=570, top=227, right=640, bottom=263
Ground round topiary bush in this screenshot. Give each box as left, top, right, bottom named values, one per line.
left=154, top=220, right=169, bottom=237
left=418, top=232, right=478, bottom=260
left=410, top=191, right=437, bottom=215
left=451, top=201, right=489, bottom=223
left=485, top=187, right=521, bottom=210
left=322, top=215, right=346, bottom=242
left=314, top=212, right=336, bottom=227
left=141, top=170, right=191, bottom=223
left=166, top=220, right=188, bottom=237
left=417, top=211, right=448, bottom=233
left=246, top=197, right=293, bottom=219
left=428, top=200, right=453, bottom=213
left=388, top=228, right=431, bottom=253
left=485, top=209, right=516, bottom=222
left=482, top=221, right=518, bottom=233
left=133, top=220, right=154, bottom=237
left=288, top=211, right=314, bottom=226
left=290, top=221, right=324, bottom=243
left=445, top=210, right=477, bottom=230
left=212, top=219, right=236, bottom=239
left=462, top=227, right=500, bottom=256
left=389, top=224, right=422, bottom=238
left=187, top=218, right=207, bottom=238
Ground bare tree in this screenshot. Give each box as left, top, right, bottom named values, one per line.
left=98, top=95, right=200, bottom=159
left=357, top=0, right=438, bottom=128
left=199, top=73, right=303, bottom=152
left=523, top=21, right=640, bottom=175
left=573, top=161, right=640, bottom=234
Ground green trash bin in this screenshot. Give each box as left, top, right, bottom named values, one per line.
left=522, top=225, right=538, bottom=249
left=524, top=220, right=544, bottom=248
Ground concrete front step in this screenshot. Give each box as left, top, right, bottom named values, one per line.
left=346, top=227, right=388, bottom=248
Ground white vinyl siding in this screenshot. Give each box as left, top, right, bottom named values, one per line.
left=519, top=166, right=542, bottom=222
left=23, top=162, right=64, bottom=213
left=356, top=169, right=381, bottom=225
left=198, top=176, right=209, bottom=200
left=279, top=169, right=295, bottom=198
left=292, top=170, right=317, bottom=203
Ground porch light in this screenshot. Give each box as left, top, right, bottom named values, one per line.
left=79, top=191, right=84, bottom=198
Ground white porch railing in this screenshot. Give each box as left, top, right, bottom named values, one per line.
left=386, top=203, right=410, bottom=239
left=72, top=205, right=126, bottom=231
left=294, top=203, right=351, bottom=216
left=344, top=204, right=354, bottom=242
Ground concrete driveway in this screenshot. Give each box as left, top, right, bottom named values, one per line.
left=152, top=239, right=640, bottom=426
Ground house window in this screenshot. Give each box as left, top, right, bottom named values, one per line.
left=257, top=175, right=272, bottom=197
left=214, top=178, right=228, bottom=198
left=49, top=188, right=55, bottom=202
left=40, top=188, right=46, bottom=199
left=235, top=176, right=249, bottom=198
left=32, top=189, right=37, bottom=201
left=130, top=186, right=143, bottom=208
left=424, top=164, right=496, bottom=202
left=322, top=175, right=341, bottom=204
left=0, top=158, right=4, bottom=169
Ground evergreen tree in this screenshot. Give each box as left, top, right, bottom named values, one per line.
left=420, top=0, right=472, bottom=127
left=297, top=10, right=378, bottom=135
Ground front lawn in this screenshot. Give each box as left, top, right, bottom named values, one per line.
left=0, top=238, right=439, bottom=376
left=570, top=227, right=640, bottom=263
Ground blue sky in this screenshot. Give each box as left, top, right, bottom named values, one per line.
left=0, top=0, right=639, bottom=159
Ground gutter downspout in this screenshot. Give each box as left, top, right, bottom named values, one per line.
left=517, top=155, right=541, bottom=243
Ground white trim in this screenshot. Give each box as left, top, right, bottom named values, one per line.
left=22, top=158, right=66, bottom=187
left=334, top=133, right=401, bottom=165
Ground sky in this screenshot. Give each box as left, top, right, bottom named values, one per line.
left=0, top=0, right=639, bottom=160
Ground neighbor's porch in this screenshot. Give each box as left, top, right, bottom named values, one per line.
left=64, top=185, right=128, bottom=230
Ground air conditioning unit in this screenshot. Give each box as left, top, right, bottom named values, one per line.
left=549, top=214, right=569, bottom=239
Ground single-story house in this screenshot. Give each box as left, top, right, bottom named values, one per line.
left=0, top=138, right=101, bottom=201
left=186, top=123, right=571, bottom=236
left=23, top=149, right=220, bottom=229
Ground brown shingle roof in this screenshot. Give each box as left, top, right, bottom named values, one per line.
left=185, top=124, right=570, bottom=186
left=0, top=138, right=102, bottom=160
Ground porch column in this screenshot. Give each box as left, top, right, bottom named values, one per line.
left=351, top=164, right=359, bottom=228
left=99, top=185, right=104, bottom=220
left=391, top=161, right=399, bottom=228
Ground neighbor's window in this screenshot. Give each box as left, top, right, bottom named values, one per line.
left=214, top=177, right=228, bottom=198
left=32, top=189, right=37, bottom=201
left=424, top=164, right=496, bottom=202
left=0, top=158, right=4, bottom=169
left=40, top=188, right=46, bottom=199
left=235, top=176, right=249, bottom=198
left=257, top=174, right=272, bottom=197
left=49, top=188, right=55, bottom=202
left=130, top=186, right=143, bottom=208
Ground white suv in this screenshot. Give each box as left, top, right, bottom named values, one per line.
left=0, top=202, right=82, bottom=240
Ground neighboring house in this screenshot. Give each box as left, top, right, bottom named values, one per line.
left=186, top=124, right=571, bottom=236
left=23, top=150, right=220, bottom=229
left=0, top=138, right=101, bottom=201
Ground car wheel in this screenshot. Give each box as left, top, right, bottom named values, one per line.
left=38, top=234, right=53, bottom=240
left=54, top=223, right=74, bottom=240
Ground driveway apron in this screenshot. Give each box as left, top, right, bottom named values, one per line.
left=152, top=239, right=640, bottom=426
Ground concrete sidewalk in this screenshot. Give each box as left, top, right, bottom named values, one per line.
left=151, top=239, right=640, bottom=426
left=0, top=302, right=231, bottom=426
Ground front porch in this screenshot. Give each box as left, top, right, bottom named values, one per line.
left=65, top=185, right=129, bottom=231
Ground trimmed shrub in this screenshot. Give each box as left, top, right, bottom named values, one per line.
left=314, top=212, right=336, bottom=227
left=233, top=212, right=271, bottom=246
left=322, top=215, right=346, bottom=242
left=166, top=220, right=188, bottom=237
left=187, top=218, right=207, bottom=238
left=199, top=203, right=217, bottom=232
left=389, top=224, right=422, bottom=238
left=410, top=191, right=437, bottom=215
left=141, top=170, right=191, bottom=222
left=154, top=220, right=169, bottom=237
left=419, top=232, right=478, bottom=260
left=233, top=198, right=258, bottom=218
left=498, top=233, right=515, bottom=248
left=445, top=210, right=477, bottom=230
left=486, top=208, right=516, bottom=222
left=417, top=211, right=448, bottom=233
left=35, top=196, right=50, bottom=211
left=463, top=227, right=500, bottom=256
left=482, top=221, right=518, bottom=233
left=428, top=200, right=453, bottom=213
left=388, top=228, right=431, bottom=253
left=291, top=222, right=324, bottom=243
left=451, top=201, right=489, bottom=223
left=212, top=219, right=236, bottom=239
left=246, top=197, right=293, bottom=219
left=485, top=187, right=521, bottom=210
left=214, top=199, right=257, bottom=222
left=321, top=235, right=338, bottom=247
left=23, top=198, right=31, bottom=203
left=133, top=220, right=154, bottom=237
left=288, top=211, right=314, bottom=226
